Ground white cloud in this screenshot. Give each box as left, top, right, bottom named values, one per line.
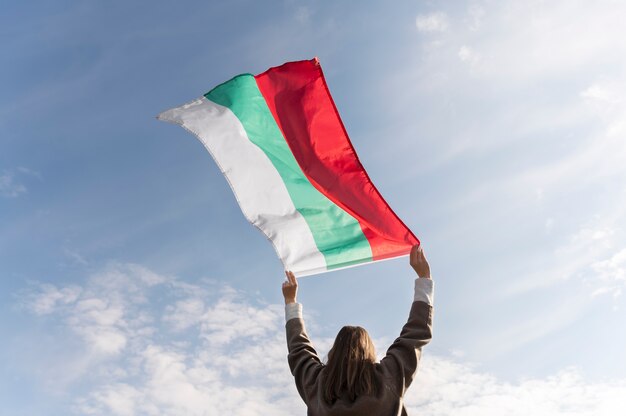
left=0, top=170, right=27, bottom=197
left=503, top=221, right=623, bottom=297
left=458, top=45, right=480, bottom=67
left=593, top=248, right=626, bottom=282
left=79, top=383, right=142, bottom=416
left=17, top=263, right=626, bottom=415
left=23, top=283, right=82, bottom=315
left=408, top=361, right=626, bottom=415
left=406, top=4, right=626, bottom=307
left=581, top=80, right=626, bottom=124
left=581, top=84, right=622, bottom=106
left=451, top=1, right=626, bottom=84
left=163, top=298, right=205, bottom=331
left=63, top=247, right=90, bottom=266
left=416, top=12, right=449, bottom=32
left=16, top=166, right=42, bottom=178
left=22, top=263, right=167, bottom=357
left=465, top=5, right=485, bottom=31
left=20, top=264, right=304, bottom=415
left=591, top=247, right=626, bottom=299
left=198, top=296, right=282, bottom=346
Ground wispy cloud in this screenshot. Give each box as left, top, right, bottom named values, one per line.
left=19, top=264, right=303, bottom=415
left=415, top=12, right=449, bottom=32
left=16, top=166, right=42, bottom=179
left=16, top=263, right=626, bottom=415
left=23, top=283, right=82, bottom=315
left=407, top=360, right=626, bottom=415
left=465, top=5, right=485, bottom=31
left=0, top=170, right=27, bottom=198
left=592, top=248, right=626, bottom=299
left=458, top=45, right=480, bottom=67
left=63, top=248, right=90, bottom=266
left=394, top=1, right=626, bottom=311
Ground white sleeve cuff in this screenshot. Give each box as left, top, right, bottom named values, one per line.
left=414, top=278, right=434, bottom=305
left=285, top=303, right=303, bottom=322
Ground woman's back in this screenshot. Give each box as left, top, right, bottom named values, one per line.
left=282, top=245, right=434, bottom=416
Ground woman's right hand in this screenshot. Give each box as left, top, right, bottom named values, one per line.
left=282, top=270, right=298, bottom=304
left=410, top=244, right=431, bottom=279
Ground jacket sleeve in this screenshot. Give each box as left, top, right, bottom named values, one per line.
left=285, top=303, right=323, bottom=404
left=380, top=278, right=434, bottom=395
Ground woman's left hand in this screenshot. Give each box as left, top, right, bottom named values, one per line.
left=282, top=270, right=298, bottom=304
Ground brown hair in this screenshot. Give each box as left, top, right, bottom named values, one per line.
left=322, top=325, right=379, bottom=403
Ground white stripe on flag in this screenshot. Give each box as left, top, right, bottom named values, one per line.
left=157, top=97, right=327, bottom=275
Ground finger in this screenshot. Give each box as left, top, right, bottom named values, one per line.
left=410, top=244, right=418, bottom=263
left=288, top=271, right=297, bottom=284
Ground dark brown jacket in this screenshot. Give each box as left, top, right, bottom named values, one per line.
left=285, top=285, right=433, bottom=416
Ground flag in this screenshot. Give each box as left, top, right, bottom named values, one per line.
left=157, top=58, right=419, bottom=276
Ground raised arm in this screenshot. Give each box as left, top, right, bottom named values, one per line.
left=283, top=270, right=323, bottom=404
left=380, top=245, right=434, bottom=396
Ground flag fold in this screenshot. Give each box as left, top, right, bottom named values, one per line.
left=158, top=58, right=418, bottom=276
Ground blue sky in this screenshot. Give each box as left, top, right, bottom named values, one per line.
left=2, top=0, right=626, bottom=414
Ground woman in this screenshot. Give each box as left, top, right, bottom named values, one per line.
left=282, top=244, right=434, bottom=416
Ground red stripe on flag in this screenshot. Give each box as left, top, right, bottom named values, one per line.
left=254, top=58, right=419, bottom=261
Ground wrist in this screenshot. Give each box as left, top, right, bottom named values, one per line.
left=285, top=299, right=297, bottom=305
left=413, top=267, right=431, bottom=279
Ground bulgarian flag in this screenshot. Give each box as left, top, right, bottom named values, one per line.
left=158, top=58, right=418, bottom=276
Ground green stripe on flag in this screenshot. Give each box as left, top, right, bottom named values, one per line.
left=205, top=74, right=372, bottom=270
